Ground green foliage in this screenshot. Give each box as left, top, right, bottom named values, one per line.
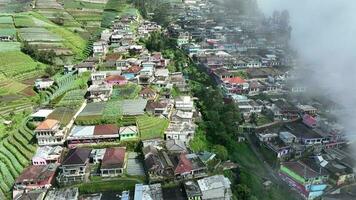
left=212, top=145, right=228, bottom=161
left=137, top=115, right=169, bottom=139
left=21, top=41, right=56, bottom=64
left=78, top=179, right=139, bottom=194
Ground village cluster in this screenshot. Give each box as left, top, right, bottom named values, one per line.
left=14, top=2, right=234, bottom=200
left=5, top=0, right=356, bottom=200
left=164, top=0, right=356, bottom=200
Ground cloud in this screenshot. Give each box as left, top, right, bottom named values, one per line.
left=257, top=0, right=356, bottom=140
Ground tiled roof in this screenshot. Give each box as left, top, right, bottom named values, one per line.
left=16, top=164, right=57, bottom=183
left=94, top=124, right=119, bottom=135
left=223, top=77, right=246, bottom=84
left=105, top=75, right=126, bottom=82
left=174, top=154, right=192, bottom=174
left=101, top=147, right=126, bottom=169
left=62, top=148, right=91, bottom=166
left=36, top=119, right=59, bottom=130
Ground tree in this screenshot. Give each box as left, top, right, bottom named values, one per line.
left=250, top=112, right=257, bottom=125
left=234, top=184, right=252, bottom=200
left=45, top=66, right=56, bottom=76
left=212, top=145, right=228, bottom=161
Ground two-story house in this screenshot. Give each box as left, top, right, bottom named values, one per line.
left=35, top=119, right=66, bottom=146
left=57, top=148, right=91, bottom=185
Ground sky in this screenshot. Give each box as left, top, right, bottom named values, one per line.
left=256, top=0, right=356, bottom=140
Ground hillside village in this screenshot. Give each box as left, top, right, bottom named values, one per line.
left=0, top=0, right=356, bottom=200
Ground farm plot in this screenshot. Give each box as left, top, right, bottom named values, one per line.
left=18, top=27, right=63, bottom=42
left=0, top=118, right=37, bottom=198
left=62, top=0, right=106, bottom=33
left=0, top=0, right=32, bottom=13
left=35, top=0, right=64, bottom=9
left=13, top=15, right=36, bottom=27
left=0, top=15, right=13, bottom=23
left=0, top=51, right=45, bottom=79
left=111, top=83, right=141, bottom=100
left=103, top=100, right=122, bottom=118
left=0, top=42, right=21, bottom=52
left=56, top=89, right=86, bottom=108
left=76, top=102, right=112, bottom=124
left=47, top=107, right=78, bottom=126
left=137, top=115, right=169, bottom=140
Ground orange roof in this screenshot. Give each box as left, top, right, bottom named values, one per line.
left=36, top=119, right=59, bottom=130
left=223, top=76, right=246, bottom=84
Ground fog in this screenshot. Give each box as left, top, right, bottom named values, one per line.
left=257, top=0, right=356, bottom=142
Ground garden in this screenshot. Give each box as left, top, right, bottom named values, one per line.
left=137, top=115, right=169, bottom=140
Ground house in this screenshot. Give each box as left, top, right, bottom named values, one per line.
left=57, top=148, right=91, bottom=184
left=87, top=83, right=113, bottom=102
left=74, top=61, right=95, bottom=74
left=134, top=183, right=163, bottom=200
left=13, top=189, right=47, bottom=200
left=32, top=146, right=63, bottom=165
left=145, top=100, right=171, bottom=117
left=89, top=149, right=105, bottom=164
left=279, top=131, right=297, bottom=144
left=35, top=119, right=66, bottom=146
left=282, top=122, right=326, bottom=146
left=165, top=122, right=195, bottom=144
left=222, top=76, right=249, bottom=94
left=197, top=152, right=216, bottom=164
left=0, top=35, right=13, bottom=41
left=174, top=153, right=207, bottom=179
left=184, top=180, right=202, bottom=200
left=44, top=188, right=79, bottom=200
left=303, top=114, right=317, bottom=128
left=280, top=161, right=329, bottom=200
left=171, top=110, right=194, bottom=123
left=265, top=137, right=292, bottom=159
left=175, top=96, right=195, bottom=111
left=177, top=31, right=191, bottom=46
left=91, top=72, right=107, bottom=85
left=140, top=87, right=157, bottom=100
left=169, top=72, right=188, bottom=92
left=105, top=75, right=128, bottom=86
left=93, top=41, right=108, bottom=56
left=13, top=164, right=58, bottom=194
left=100, top=147, right=126, bottom=177
left=298, top=105, right=317, bottom=116
left=197, top=175, right=232, bottom=200
left=143, top=145, right=174, bottom=181
left=119, top=126, right=138, bottom=140
left=67, top=124, right=120, bottom=147
left=154, top=69, right=169, bottom=87
left=165, top=139, right=187, bottom=154
left=272, top=99, right=299, bottom=120
left=34, top=78, right=54, bottom=90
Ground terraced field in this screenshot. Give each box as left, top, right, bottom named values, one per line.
left=0, top=118, right=37, bottom=198
left=137, top=115, right=169, bottom=140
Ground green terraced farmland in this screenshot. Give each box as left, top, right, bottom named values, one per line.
left=137, top=115, right=169, bottom=140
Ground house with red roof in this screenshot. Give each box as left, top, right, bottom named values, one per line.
left=222, top=76, right=249, bottom=94
left=35, top=119, right=66, bottom=146
left=67, top=124, right=119, bottom=147
left=100, top=147, right=127, bottom=177
left=105, top=75, right=128, bottom=86
left=13, top=163, right=58, bottom=197
left=303, top=114, right=317, bottom=128
left=174, top=153, right=207, bottom=179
